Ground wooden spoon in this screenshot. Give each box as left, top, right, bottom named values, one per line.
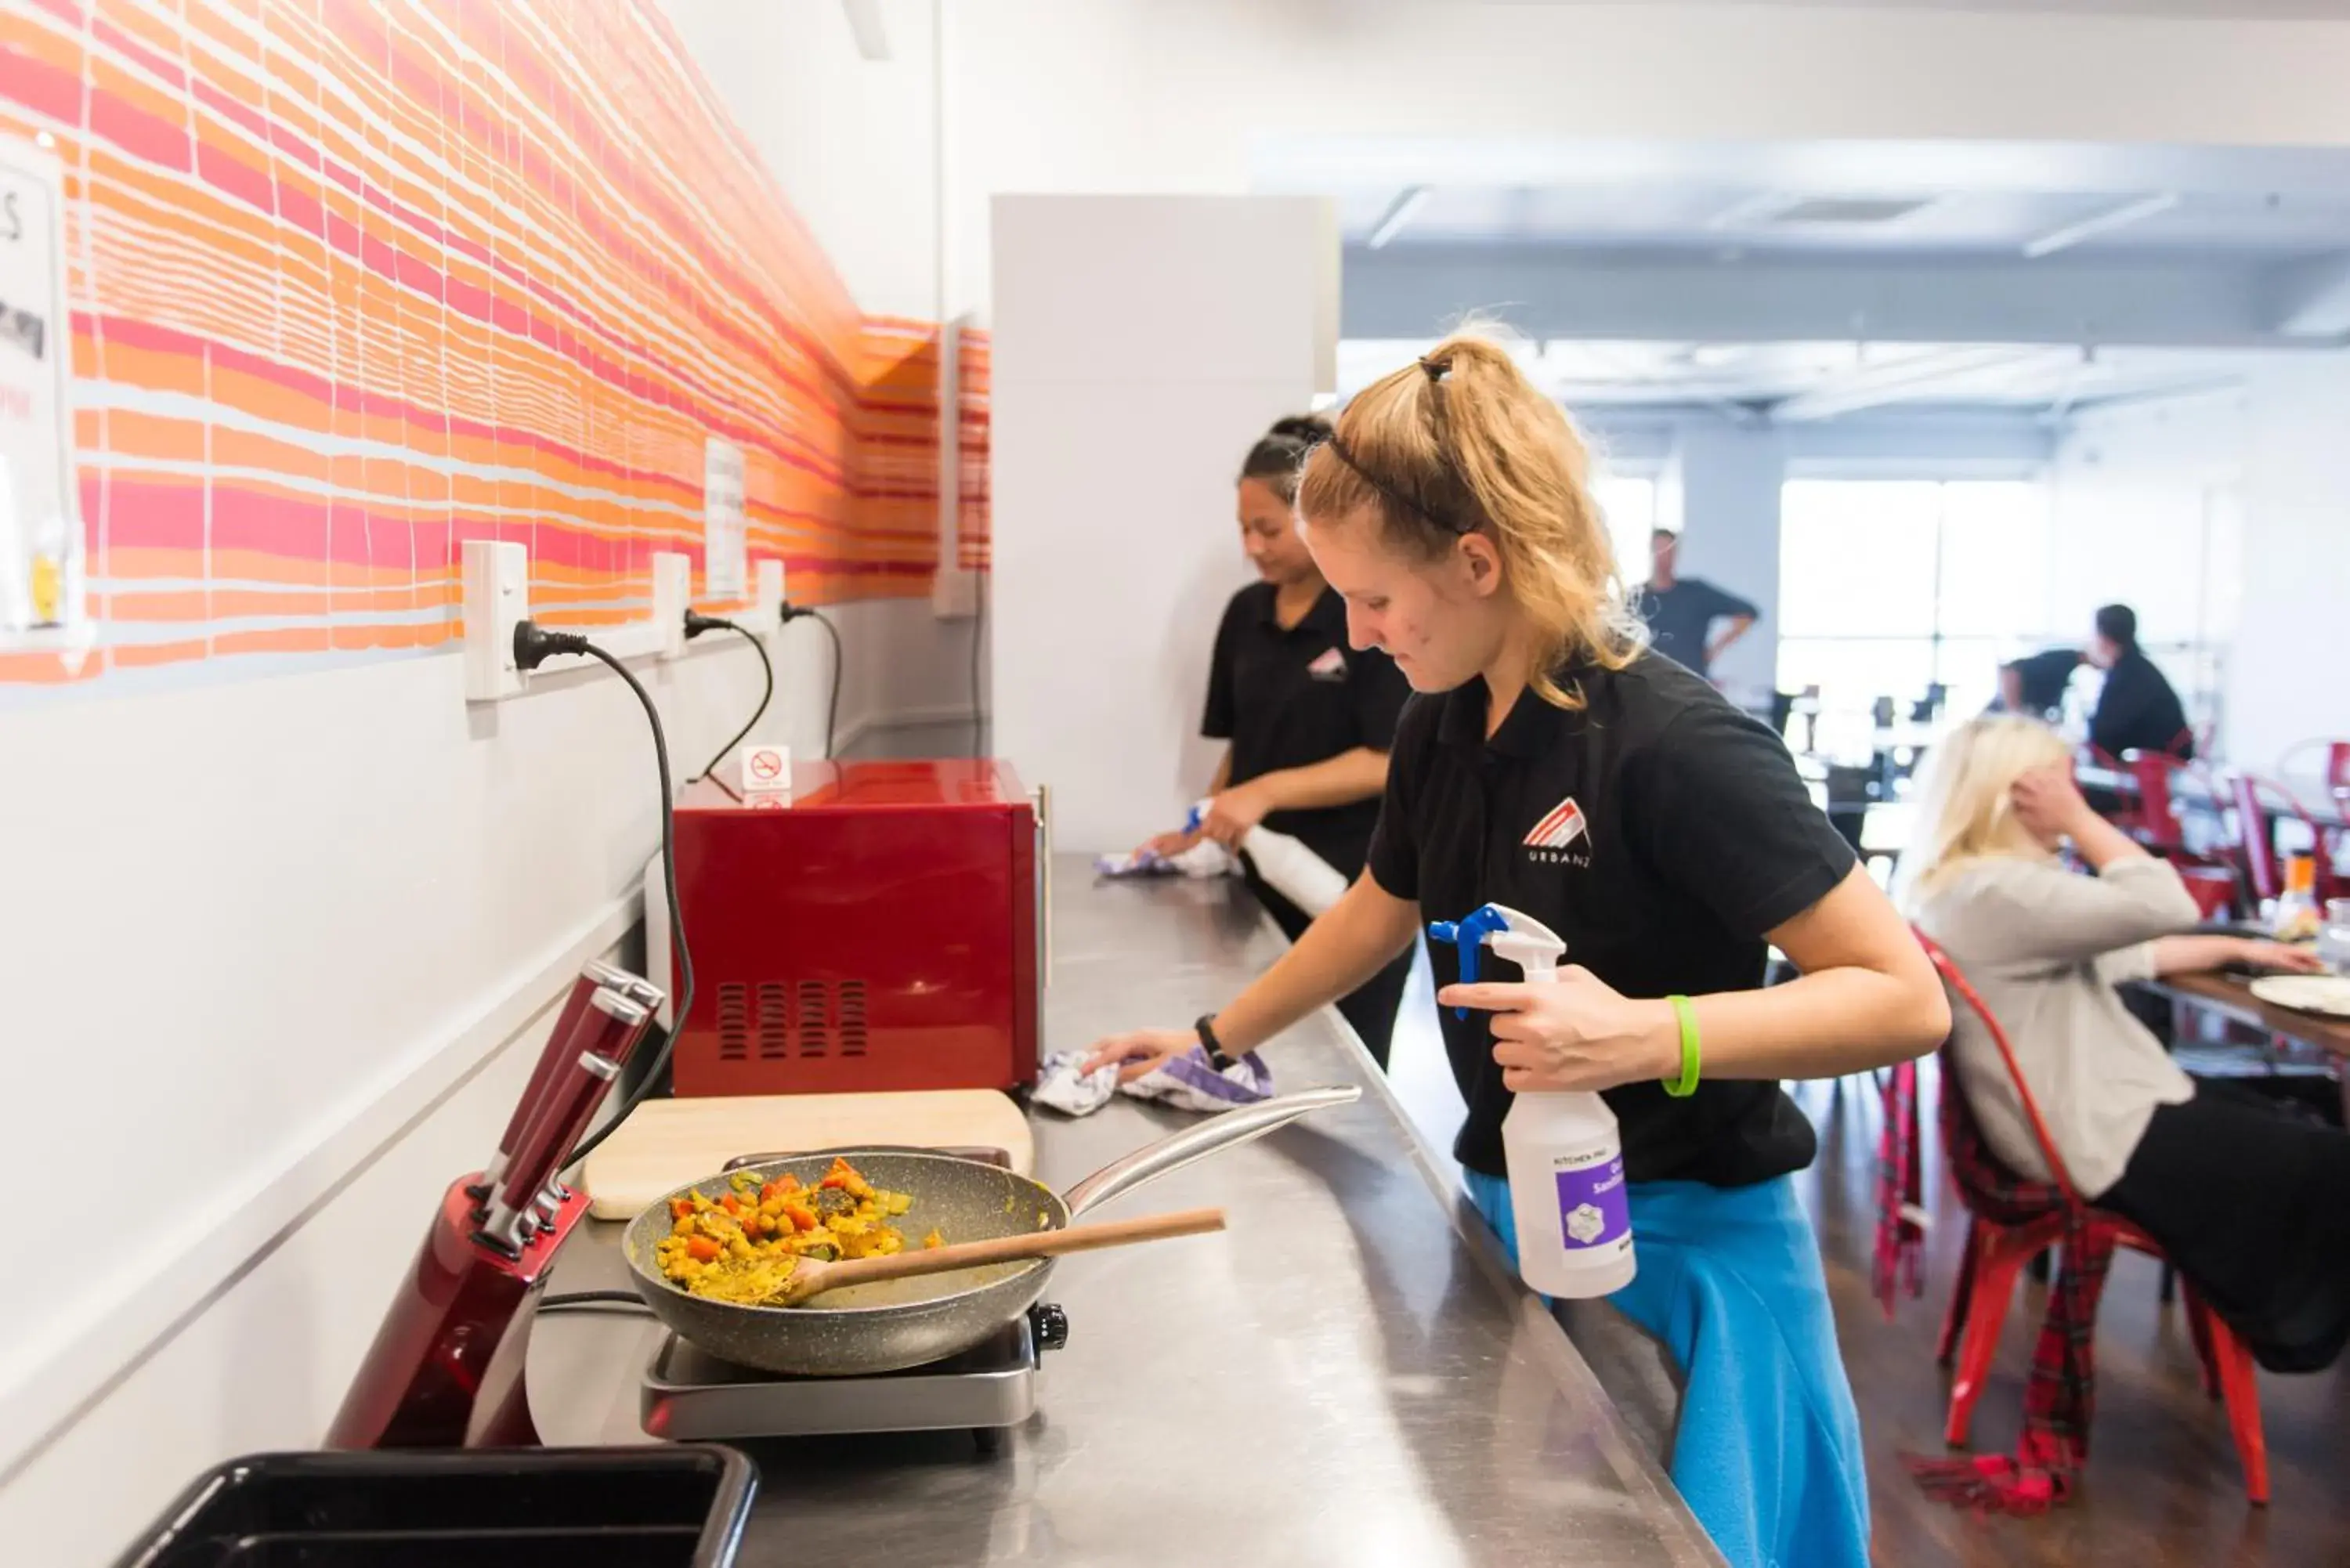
left=766, top=1205, right=1227, bottom=1307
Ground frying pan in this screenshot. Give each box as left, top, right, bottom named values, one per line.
left=620, top=1086, right=1359, bottom=1377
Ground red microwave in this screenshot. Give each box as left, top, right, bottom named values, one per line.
left=660, top=760, right=1043, bottom=1097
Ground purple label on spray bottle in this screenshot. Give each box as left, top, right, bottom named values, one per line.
left=1555, top=1154, right=1630, bottom=1250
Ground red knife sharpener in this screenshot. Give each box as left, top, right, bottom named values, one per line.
left=330, top=970, right=657, bottom=1450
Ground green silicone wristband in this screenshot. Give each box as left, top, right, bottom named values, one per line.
left=1662, top=995, right=1701, bottom=1098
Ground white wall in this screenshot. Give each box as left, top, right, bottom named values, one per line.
left=2049, top=388, right=2247, bottom=740
left=1658, top=421, right=1788, bottom=700
left=2233, top=360, right=2350, bottom=771
left=657, top=0, right=979, bottom=731
left=991, top=195, right=1336, bottom=853
left=0, top=966, right=577, bottom=1559
left=658, top=0, right=942, bottom=321
left=2048, top=361, right=2350, bottom=771
left=0, top=13, right=970, bottom=1563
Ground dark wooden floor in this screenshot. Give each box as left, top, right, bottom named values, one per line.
left=1788, top=1068, right=2350, bottom=1568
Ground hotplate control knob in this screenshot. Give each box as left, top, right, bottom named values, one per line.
left=1030, top=1302, right=1069, bottom=1353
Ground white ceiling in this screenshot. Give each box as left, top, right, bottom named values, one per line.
left=1329, top=141, right=2350, bottom=259
left=1322, top=139, right=2350, bottom=416
left=1335, top=337, right=2294, bottom=419
left=1340, top=184, right=2350, bottom=259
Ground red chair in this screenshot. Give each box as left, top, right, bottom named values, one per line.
left=2128, top=750, right=2187, bottom=852
left=2108, top=750, right=2244, bottom=914
left=1914, top=932, right=2269, bottom=1504
left=2232, top=773, right=2342, bottom=906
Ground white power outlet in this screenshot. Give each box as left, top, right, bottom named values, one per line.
left=462, top=539, right=529, bottom=702
left=755, top=559, right=786, bottom=627
left=932, top=565, right=980, bottom=620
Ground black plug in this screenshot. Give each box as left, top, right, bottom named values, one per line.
left=513, top=619, right=590, bottom=671
left=779, top=601, right=816, bottom=625
left=684, top=609, right=728, bottom=641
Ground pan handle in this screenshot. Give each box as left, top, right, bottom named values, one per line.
left=1062, top=1086, right=1361, bottom=1218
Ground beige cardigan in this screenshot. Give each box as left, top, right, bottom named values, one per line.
left=1911, top=854, right=2200, bottom=1198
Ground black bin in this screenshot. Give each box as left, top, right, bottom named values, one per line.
left=114, top=1446, right=756, bottom=1568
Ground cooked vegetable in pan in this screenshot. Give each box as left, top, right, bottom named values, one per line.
left=653, top=1156, right=941, bottom=1305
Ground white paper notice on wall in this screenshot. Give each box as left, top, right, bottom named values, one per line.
left=703, top=436, right=746, bottom=598
left=0, top=135, right=84, bottom=659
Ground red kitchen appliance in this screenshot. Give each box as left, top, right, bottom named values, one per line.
left=663, top=759, right=1044, bottom=1097
left=329, top=966, right=659, bottom=1450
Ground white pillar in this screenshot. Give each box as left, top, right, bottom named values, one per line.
left=1662, top=421, right=1787, bottom=703
left=989, top=195, right=1338, bottom=851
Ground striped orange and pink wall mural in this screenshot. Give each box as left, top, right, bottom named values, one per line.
left=0, top=0, right=982, bottom=695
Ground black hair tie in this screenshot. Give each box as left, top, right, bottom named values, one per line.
left=1321, top=432, right=1466, bottom=535
left=1419, top=354, right=1452, bottom=383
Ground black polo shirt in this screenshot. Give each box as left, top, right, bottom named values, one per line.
left=1203, top=583, right=1410, bottom=878
left=1367, top=652, right=1856, bottom=1184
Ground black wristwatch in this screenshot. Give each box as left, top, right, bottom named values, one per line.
left=1194, top=1013, right=1238, bottom=1071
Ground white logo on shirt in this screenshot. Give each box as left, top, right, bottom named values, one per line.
left=1306, top=647, right=1347, bottom=682
left=1524, top=794, right=1592, bottom=868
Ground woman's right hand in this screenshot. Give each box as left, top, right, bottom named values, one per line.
left=2011, top=764, right=2095, bottom=840
left=1138, top=829, right=1200, bottom=861
left=1080, top=1028, right=1197, bottom=1083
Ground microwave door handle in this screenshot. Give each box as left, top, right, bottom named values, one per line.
left=1032, top=783, right=1052, bottom=986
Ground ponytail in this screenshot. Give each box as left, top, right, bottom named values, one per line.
left=1296, top=331, right=1639, bottom=707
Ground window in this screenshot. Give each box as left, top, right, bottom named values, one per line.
left=1591, top=475, right=1658, bottom=587
left=1777, top=479, right=2050, bottom=725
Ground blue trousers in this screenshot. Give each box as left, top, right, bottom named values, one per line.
left=1463, top=1169, right=1870, bottom=1568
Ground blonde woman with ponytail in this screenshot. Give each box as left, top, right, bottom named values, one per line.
left=1087, top=332, right=1948, bottom=1568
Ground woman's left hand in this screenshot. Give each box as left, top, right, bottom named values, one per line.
left=1198, top=780, right=1276, bottom=847
left=2237, top=938, right=2327, bottom=974
left=1437, top=969, right=1681, bottom=1093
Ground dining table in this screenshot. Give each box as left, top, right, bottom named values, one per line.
left=2132, top=966, right=2350, bottom=1125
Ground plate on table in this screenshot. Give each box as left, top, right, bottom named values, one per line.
left=2247, top=974, right=2350, bottom=1017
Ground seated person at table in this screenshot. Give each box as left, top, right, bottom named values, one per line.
left=1901, top=714, right=2350, bottom=1373
left=2086, top=604, right=2192, bottom=760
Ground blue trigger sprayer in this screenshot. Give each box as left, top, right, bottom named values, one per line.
left=1430, top=903, right=1636, bottom=1298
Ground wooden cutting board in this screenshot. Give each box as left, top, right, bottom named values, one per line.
left=581, top=1090, right=1033, bottom=1219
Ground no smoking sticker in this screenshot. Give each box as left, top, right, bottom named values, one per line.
left=742, top=745, right=790, bottom=794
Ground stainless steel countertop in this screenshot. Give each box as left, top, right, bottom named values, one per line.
left=526, top=858, right=1723, bottom=1567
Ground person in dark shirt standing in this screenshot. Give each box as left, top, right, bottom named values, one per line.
left=1088, top=334, right=1948, bottom=1568
left=1634, top=529, right=1759, bottom=679
left=2087, top=604, right=2193, bottom=759
left=1135, top=414, right=1415, bottom=1065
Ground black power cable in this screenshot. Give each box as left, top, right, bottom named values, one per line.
left=780, top=603, right=843, bottom=758
left=682, top=611, right=773, bottom=783
left=511, top=621, right=692, bottom=1172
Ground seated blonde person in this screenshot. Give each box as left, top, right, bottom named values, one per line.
left=1901, top=715, right=2350, bottom=1373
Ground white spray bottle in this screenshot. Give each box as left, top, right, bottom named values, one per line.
left=1185, top=802, right=1350, bottom=917
left=1431, top=902, right=1636, bottom=1298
